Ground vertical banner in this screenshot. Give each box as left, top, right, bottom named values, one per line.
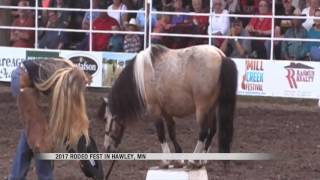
left=0, top=47, right=26, bottom=81
left=60, top=51, right=103, bottom=87
left=234, top=59, right=272, bottom=97
left=102, top=52, right=136, bottom=87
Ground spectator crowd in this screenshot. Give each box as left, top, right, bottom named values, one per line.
left=4, top=0, right=320, bottom=60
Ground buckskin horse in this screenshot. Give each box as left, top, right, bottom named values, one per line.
left=98, top=44, right=238, bottom=167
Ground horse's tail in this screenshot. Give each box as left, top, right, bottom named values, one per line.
left=35, top=65, right=90, bottom=150
left=133, top=47, right=153, bottom=106
left=217, top=57, right=237, bottom=153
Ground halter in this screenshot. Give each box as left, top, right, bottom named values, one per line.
left=105, top=116, right=124, bottom=146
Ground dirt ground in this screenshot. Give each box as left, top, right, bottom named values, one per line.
left=1, top=83, right=320, bottom=180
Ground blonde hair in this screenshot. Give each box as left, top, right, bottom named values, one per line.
left=35, top=59, right=90, bottom=150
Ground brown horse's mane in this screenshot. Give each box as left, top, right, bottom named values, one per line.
left=107, top=58, right=145, bottom=121
left=101, top=45, right=170, bottom=122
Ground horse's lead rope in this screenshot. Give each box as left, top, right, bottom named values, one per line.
left=105, top=160, right=116, bottom=180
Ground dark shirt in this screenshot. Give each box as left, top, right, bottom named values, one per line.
left=275, top=4, right=297, bottom=35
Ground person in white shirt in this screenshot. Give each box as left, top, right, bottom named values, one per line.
left=208, top=0, right=230, bottom=47
left=301, top=0, right=319, bottom=30
left=107, top=0, right=129, bottom=28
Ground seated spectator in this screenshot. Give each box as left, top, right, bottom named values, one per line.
left=239, top=0, right=259, bottom=14
left=305, top=9, right=320, bottom=61
left=38, top=11, right=70, bottom=49
left=108, top=26, right=124, bottom=52
left=170, top=0, right=192, bottom=48
left=246, top=0, right=272, bottom=59
left=82, top=0, right=101, bottom=30
left=171, top=0, right=189, bottom=25
left=123, top=18, right=142, bottom=53
left=136, top=3, right=158, bottom=31
left=152, top=14, right=172, bottom=45
left=92, top=12, right=119, bottom=51
left=225, top=0, right=240, bottom=14
left=220, top=18, right=251, bottom=58
left=107, top=0, right=128, bottom=28
left=10, top=0, right=35, bottom=48
left=208, top=0, right=230, bottom=47
left=123, top=0, right=144, bottom=20
left=281, top=13, right=308, bottom=60
left=41, top=0, right=71, bottom=28
left=161, top=0, right=174, bottom=10
left=191, top=0, right=208, bottom=34
left=187, top=0, right=209, bottom=46
left=301, top=0, right=319, bottom=30
left=274, top=0, right=301, bottom=59
left=75, top=0, right=101, bottom=50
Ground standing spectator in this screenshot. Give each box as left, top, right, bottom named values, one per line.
left=305, top=9, right=320, bottom=61
left=301, top=0, right=319, bottom=30
left=108, top=25, right=124, bottom=52
left=208, top=0, right=230, bottom=47
left=281, top=13, right=308, bottom=60
left=107, top=0, right=128, bottom=28
left=38, top=11, right=70, bottom=49
left=10, top=0, right=35, bottom=48
left=123, top=18, right=142, bottom=53
left=92, top=12, right=119, bottom=51
left=246, top=0, right=272, bottom=59
left=220, top=18, right=251, bottom=58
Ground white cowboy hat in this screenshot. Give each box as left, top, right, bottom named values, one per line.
left=126, top=18, right=139, bottom=30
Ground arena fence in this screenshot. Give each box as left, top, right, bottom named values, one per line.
left=0, top=0, right=319, bottom=99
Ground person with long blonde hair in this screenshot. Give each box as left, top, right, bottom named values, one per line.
left=9, top=58, right=98, bottom=179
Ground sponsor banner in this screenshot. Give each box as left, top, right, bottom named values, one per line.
left=234, top=59, right=272, bottom=97
left=0, top=47, right=26, bottom=81
left=271, top=61, right=320, bottom=99
left=26, top=50, right=60, bottom=60
left=102, top=52, right=136, bottom=87
left=1, top=47, right=320, bottom=99
left=60, top=51, right=103, bottom=87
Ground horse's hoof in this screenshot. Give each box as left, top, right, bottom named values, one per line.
left=159, top=163, right=169, bottom=169
left=172, top=160, right=184, bottom=168
left=186, top=161, right=203, bottom=169
left=159, top=160, right=170, bottom=169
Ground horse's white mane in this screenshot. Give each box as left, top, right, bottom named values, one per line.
left=134, top=47, right=152, bottom=104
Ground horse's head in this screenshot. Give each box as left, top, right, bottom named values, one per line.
left=98, top=97, right=125, bottom=152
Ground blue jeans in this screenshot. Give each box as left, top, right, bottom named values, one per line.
left=9, top=67, right=54, bottom=180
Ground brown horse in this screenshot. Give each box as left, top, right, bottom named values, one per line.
left=98, top=44, right=238, bottom=167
